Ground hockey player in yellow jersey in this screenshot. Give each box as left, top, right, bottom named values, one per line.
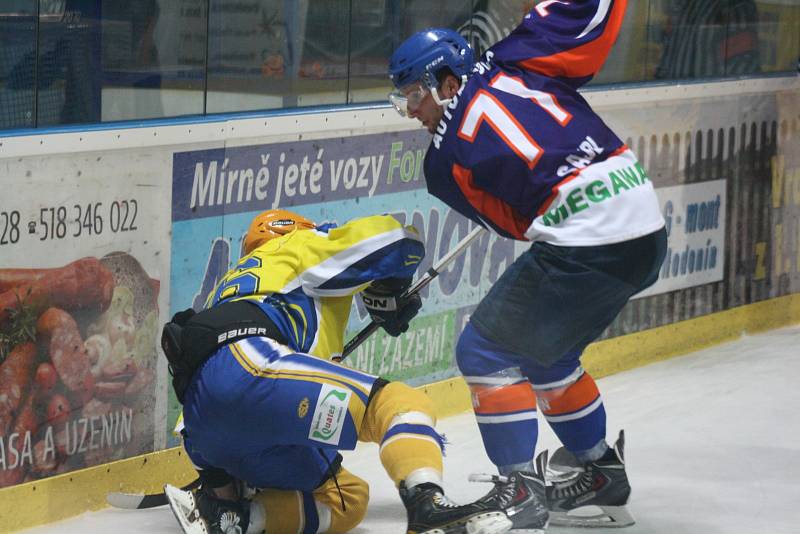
left=162, top=209, right=514, bottom=534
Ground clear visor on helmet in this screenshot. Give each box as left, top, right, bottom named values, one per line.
left=388, top=84, right=429, bottom=117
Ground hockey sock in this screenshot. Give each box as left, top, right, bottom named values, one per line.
left=456, top=323, right=539, bottom=470
left=533, top=367, right=606, bottom=456
left=252, top=489, right=320, bottom=533
left=247, top=500, right=266, bottom=534
left=251, top=467, right=369, bottom=534
left=359, top=382, right=445, bottom=486
left=467, top=372, right=539, bottom=470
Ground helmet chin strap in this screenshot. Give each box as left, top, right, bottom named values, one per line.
left=431, top=87, right=452, bottom=108
left=430, top=74, right=467, bottom=109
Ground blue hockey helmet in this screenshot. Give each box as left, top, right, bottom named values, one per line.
left=389, top=28, right=475, bottom=90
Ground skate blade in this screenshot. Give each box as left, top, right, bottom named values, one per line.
left=549, top=505, right=635, bottom=528
left=466, top=511, right=514, bottom=534
left=415, top=512, right=513, bottom=534
left=164, top=484, right=209, bottom=534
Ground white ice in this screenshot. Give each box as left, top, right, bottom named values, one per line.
left=22, top=325, right=800, bottom=533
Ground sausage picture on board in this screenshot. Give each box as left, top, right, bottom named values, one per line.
left=0, top=257, right=114, bottom=324
left=0, top=343, right=36, bottom=436
left=0, top=254, right=159, bottom=489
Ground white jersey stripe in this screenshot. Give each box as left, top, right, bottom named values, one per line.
left=235, top=339, right=375, bottom=393
left=387, top=411, right=436, bottom=429
left=280, top=227, right=417, bottom=297
left=475, top=411, right=538, bottom=424
left=576, top=0, right=612, bottom=39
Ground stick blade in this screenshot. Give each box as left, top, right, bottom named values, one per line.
left=106, top=491, right=167, bottom=509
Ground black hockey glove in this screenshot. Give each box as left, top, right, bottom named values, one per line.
left=361, top=277, right=422, bottom=337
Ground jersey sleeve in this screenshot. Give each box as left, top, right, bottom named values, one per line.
left=489, top=0, right=628, bottom=85
left=286, top=215, right=425, bottom=298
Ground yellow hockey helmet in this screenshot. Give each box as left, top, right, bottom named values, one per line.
left=243, top=209, right=315, bottom=255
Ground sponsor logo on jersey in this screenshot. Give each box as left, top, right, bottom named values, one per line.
left=309, top=384, right=351, bottom=445
left=541, top=161, right=653, bottom=227
left=298, top=397, right=310, bottom=418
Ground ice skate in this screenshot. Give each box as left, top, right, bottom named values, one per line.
left=400, top=481, right=513, bottom=534
left=546, top=431, right=635, bottom=528
left=164, top=484, right=250, bottom=534
left=470, top=451, right=549, bottom=533
left=546, top=446, right=584, bottom=483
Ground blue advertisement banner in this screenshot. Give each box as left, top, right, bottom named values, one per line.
left=171, top=130, right=433, bottom=222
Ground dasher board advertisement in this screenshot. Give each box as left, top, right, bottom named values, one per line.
left=637, top=179, right=728, bottom=298
left=0, top=150, right=167, bottom=488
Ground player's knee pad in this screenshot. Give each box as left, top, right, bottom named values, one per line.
left=362, top=381, right=444, bottom=485
left=361, top=381, right=436, bottom=441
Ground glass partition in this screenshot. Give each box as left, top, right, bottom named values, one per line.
left=754, top=0, right=800, bottom=74
left=650, top=0, right=761, bottom=81
left=0, top=1, right=37, bottom=129
left=205, top=0, right=350, bottom=113
left=0, top=0, right=797, bottom=133
left=348, top=1, right=472, bottom=104
left=101, top=0, right=207, bottom=121
left=36, top=0, right=102, bottom=126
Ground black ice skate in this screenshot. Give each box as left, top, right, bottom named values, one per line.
left=399, top=481, right=513, bottom=534
left=546, top=430, right=635, bottom=528
left=470, top=451, right=549, bottom=533
left=164, top=484, right=251, bottom=534
left=545, top=445, right=584, bottom=483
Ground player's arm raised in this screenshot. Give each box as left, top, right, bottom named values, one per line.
left=491, top=0, right=628, bottom=83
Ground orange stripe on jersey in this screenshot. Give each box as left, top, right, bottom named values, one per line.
left=537, top=372, right=599, bottom=416
left=519, top=0, right=628, bottom=79
left=537, top=170, right=581, bottom=216
left=609, top=144, right=629, bottom=158
left=452, top=164, right=532, bottom=240
left=470, top=382, right=537, bottom=415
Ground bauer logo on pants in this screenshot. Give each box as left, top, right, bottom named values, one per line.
left=309, top=384, right=351, bottom=445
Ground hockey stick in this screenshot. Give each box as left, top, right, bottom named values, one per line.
left=337, top=225, right=486, bottom=361
left=106, top=477, right=201, bottom=510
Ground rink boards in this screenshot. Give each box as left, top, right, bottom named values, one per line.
left=0, top=75, right=799, bottom=531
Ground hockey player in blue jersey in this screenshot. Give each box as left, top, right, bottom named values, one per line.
left=162, top=210, right=514, bottom=534
left=389, top=0, right=667, bottom=529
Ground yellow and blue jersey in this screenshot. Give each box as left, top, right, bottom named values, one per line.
left=204, top=214, right=425, bottom=360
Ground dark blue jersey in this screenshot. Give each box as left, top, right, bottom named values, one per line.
left=424, top=0, right=664, bottom=245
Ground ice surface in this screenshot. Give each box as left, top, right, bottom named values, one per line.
left=22, top=326, right=800, bottom=533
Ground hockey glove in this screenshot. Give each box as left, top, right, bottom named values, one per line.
left=361, top=277, right=422, bottom=337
